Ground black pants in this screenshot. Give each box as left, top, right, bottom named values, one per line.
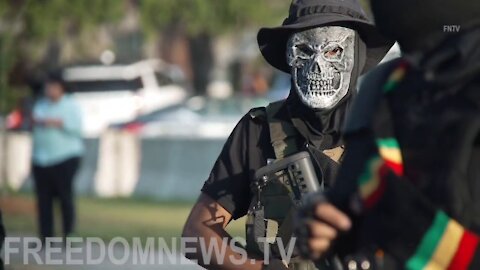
left=32, top=157, right=80, bottom=240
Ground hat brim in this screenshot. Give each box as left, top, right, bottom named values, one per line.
left=258, top=14, right=395, bottom=73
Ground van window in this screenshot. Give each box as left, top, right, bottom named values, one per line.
left=154, top=71, right=175, bottom=86
left=67, top=78, right=143, bottom=93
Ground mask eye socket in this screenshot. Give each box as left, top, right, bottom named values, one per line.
left=322, top=44, right=344, bottom=62
left=295, top=44, right=316, bottom=57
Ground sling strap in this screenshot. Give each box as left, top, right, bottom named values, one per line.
left=266, top=101, right=301, bottom=159
left=265, top=101, right=345, bottom=162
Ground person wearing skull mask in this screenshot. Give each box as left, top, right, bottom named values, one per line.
left=182, top=0, right=392, bottom=269
left=296, top=0, right=480, bottom=269
left=288, top=27, right=356, bottom=110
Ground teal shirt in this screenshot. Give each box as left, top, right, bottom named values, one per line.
left=32, top=95, right=84, bottom=166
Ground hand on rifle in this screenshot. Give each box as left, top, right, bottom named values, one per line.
left=296, top=193, right=352, bottom=260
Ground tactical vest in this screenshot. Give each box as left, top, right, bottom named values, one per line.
left=245, top=100, right=344, bottom=270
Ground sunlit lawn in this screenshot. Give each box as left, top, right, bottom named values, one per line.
left=0, top=193, right=245, bottom=245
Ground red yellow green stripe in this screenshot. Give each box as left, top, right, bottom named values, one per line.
left=424, top=219, right=463, bottom=269
left=357, top=155, right=388, bottom=208
left=363, top=173, right=386, bottom=209
left=358, top=156, right=383, bottom=197
left=377, top=138, right=404, bottom=176
left=357, top=138, right=405, bottom=208
left=406, top=211, right=450, bottom=269
left=384, top=61, right=409, bottom=93
left=406, top=211, right=479, bottom=270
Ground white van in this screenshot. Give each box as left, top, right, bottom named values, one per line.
left=63, top=59, right=188, bottom=137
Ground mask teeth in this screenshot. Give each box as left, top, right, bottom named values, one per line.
left=306, top=90, right=336, bottom=97
left=308, top=78, right=335, bottom=93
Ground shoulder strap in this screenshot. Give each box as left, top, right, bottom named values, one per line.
left=261, top=100, right=349, bottom=163
left=248, top=107, right=267, bottom=121
left=265, top=101, right=300, bottom=159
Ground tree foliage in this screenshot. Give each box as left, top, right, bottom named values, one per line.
left=140, top=0, right=289, bottom=37
left=0, top=0, right=293, bottom=112
left=0, top=0, right=123, bottom=40
left=0, top=0, right=124, bottom=113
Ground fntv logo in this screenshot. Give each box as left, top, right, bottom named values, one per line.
left=444, top=25, right=461, bottom=33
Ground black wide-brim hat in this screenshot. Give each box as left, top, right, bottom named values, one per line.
left=258, top=0, right=394, bottom=73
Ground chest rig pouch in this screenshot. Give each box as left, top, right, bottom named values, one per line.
left=246, top=101, right=344, bottom=269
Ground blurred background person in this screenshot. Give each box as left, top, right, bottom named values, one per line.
left=31, top=70, right=83, bottom=243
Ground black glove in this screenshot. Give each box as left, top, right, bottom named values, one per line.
left=295, top=192, right=329, bottom=260
left=294, top=192, right=364, bottom=269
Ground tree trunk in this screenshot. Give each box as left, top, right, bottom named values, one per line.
left=188, top=33, right=214, bottom=96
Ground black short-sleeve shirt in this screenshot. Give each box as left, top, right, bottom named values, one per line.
left=201, top=110, right=275, bottom=220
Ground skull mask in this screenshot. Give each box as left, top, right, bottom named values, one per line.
left=287, top=26, right=356, bottom=109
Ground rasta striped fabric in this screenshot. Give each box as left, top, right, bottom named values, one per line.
left=358, top=60, right=410, bottom=208
left=357, top=154, right=387, bottom=209
left=357, top=138, right=403, bottom=209
left=406, top=211, right=480, bottom=270
left=384, top=60, right=409, bottom=93
left=377, top=138, right=403, bottom=176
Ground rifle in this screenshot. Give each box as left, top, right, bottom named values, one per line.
left=254, top=151, right=376, bottom=270
left=254, top=151, right=321, bottom=202
left=253, top=152, right=345, bottom=270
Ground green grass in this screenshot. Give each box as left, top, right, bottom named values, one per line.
left=1, top=193, right=245, bottom=245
